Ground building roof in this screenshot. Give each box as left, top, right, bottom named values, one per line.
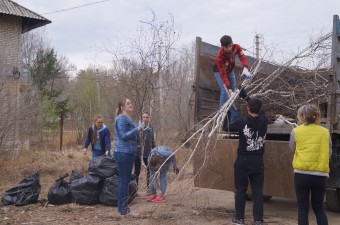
left=0, top=0, right=51, bottom=33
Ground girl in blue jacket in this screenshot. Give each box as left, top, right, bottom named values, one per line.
left=114, top=98, right=143, bottom=216
left=83, top=114, right=111, bottom=158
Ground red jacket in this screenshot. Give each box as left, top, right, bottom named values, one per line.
left=214, top=44, right=248, bottom=88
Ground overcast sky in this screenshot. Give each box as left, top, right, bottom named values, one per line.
left=14, top=0, right=340, bottom=71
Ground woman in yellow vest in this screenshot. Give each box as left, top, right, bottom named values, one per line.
left=289, top=104, right=331, bottom=225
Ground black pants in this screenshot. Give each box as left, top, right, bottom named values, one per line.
left=234, top=156, right=264, bottom=221
left=294, top=173, right=328, bottom=225
left=143, top=157, right=151, bottom=188
left=134, top=156, right=141, bottom=185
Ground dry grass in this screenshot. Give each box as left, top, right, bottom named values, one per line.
left=0, top=146, right=91, bottom=199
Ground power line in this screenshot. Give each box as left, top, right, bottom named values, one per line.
left=41, top=0, right=110, bottom=15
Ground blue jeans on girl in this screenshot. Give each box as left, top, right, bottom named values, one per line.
left=114, top=152, right=135, bottom=215
left=149, top=164, right=170, bottom=194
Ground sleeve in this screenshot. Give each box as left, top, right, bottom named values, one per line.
left=236, top=44, right=249, bottom=68
left=151, top=128, right=156, bottom=149
left=329, top=134, right=332, bottom=158
left=215, top=49, right=230, bottom=88
left=115, top=116, right=139, bottom=141
left=104, top=128, right=111, bottom=151
left=223, top=117, right=243, bottom=133
left=83, top=127, right=92, bottom=148
left=289, top=129, right=296, bottom=151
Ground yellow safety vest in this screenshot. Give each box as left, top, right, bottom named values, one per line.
left=292, top=124, right=330, bottom=173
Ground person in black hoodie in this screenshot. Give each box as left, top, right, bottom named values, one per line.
left=223, top=89, right=268, bottom=225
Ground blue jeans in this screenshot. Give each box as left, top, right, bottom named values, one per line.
left=214, top=70, right=237, bottom=122
left=294, top=173, right=328, bottom=225
left=114, top=152, right=134, bottom=215
left=149, top=164, right=170, bottom=195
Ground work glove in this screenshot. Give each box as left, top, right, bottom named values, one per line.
left=238, top=88, right=248, bottom=99
left=238, top=87, right=250, bottom=101
left=240, top=67, right=253, bottom=79
left=143, top=127, right=152, bottom=133
left=138, top=121, right=145, bottom=130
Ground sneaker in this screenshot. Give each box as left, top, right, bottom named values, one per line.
left=120, top=208, right=139, bottom=218
left=254, top=221, right=263, bottom=225
left=231, top=218, right=245, bottom=225
left=151, top=195, right=166, bottom=202
left=147, top=195, right=157, bottom=202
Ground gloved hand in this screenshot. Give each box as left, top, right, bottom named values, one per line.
left=239, top=88, right=248, bottom=99
left=143, top=127, right=152, bottom=133
left=138, top=121, right=145, bottom=130
left=173, top=166, right=180, bottom=175
left=240, top=67, right=253, bottom=79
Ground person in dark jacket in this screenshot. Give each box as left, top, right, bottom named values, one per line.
left=223, top=89, right=268, bottom=225
left=83, top=114, right=111, bottom=158
left=141, top=112, right=156, bottom=188
left=133, top=111, right=156, bottom=187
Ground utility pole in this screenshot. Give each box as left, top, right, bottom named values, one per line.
left=255, top=34, right=260, bottom=60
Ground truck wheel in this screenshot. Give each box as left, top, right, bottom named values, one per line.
left=246, top=194, right=272, bottom=202
left=325, top=189, right=340, bottom=212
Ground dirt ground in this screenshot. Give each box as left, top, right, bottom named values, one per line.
left=0, top=150, right=339, bottom=225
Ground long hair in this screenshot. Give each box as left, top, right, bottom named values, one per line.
left=149, top=154, right=161, bottom=170
left=297, top=104, right=321, bottom=125
left=116, top=98, right=128, bottom=116
left=92, top=114, right=103, bottom=145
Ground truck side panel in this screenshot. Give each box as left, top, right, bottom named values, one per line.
left=193, top=139, right=296, bottom=199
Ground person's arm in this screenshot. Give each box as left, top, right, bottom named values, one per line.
left=151, top=128, right=156, bottom=149
left=83, top=127, right=92, bottom=148
left=224, top=119, right=244, bottom=133
left=329, top=134, right=332, bottom=159
left=115, top=116, right=139, bottom=141
left=289, top=129, right=296, bottom=151
left=216, top=49, right=230, bottom=88
left=236, top=44, right=249, bottom=68
left=104, top=128, right=111, bottom=155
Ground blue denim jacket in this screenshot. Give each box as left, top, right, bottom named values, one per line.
left=114, top=114, right=138, bottom=155
left=148, top=146, right=176, bottom=167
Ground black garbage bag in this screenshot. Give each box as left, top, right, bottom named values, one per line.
left=88, top=156, right=119, bottom=178
left=99, top=174, right=119, bottom=206
left=99, top=175, right=138, bottom=206
left=128, top=179, right=138, bottom=204
left=70, top=172, right=101, bottom=205
left=47, top=173, right=71, bottom=205
left=69, top=170, right=83, bottom=182
left=1, top=173, right=41, bottom=206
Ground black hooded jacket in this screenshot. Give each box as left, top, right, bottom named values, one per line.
left=223, top=111, right=268, bottom=157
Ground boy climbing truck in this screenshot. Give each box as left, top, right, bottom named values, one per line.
left=192, top=15, right=340, bottom=212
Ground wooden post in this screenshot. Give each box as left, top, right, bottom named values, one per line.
left=59, top=111, right=64, bottom=151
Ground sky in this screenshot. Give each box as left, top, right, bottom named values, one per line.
left=14, top=0, right=340, bottom=72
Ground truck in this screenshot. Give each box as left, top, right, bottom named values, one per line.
left=192, top=15, right=340, bottom=211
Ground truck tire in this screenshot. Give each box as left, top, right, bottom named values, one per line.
left=325, top=189, right=340, bottom=212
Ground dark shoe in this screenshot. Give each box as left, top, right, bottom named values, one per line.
left=254, top=221, right=263, bottom=225
left=231, top=218, right=245, bottom=225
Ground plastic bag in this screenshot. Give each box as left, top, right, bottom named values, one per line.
left=99, top=174, right=119, bottom=206
left=1, top=173, right=41, bottom=206
left=99, top=175, right=138, bottom=206
left=128, top=179, right=138, bottom=204
left=70, top=172, right=101, bottom=205
left=88, top=155, right=119, bottom=178
left=47, top=173, right=71, bottom=205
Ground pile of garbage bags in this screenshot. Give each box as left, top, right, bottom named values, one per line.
left=1, top=156, right=138, bottom=206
